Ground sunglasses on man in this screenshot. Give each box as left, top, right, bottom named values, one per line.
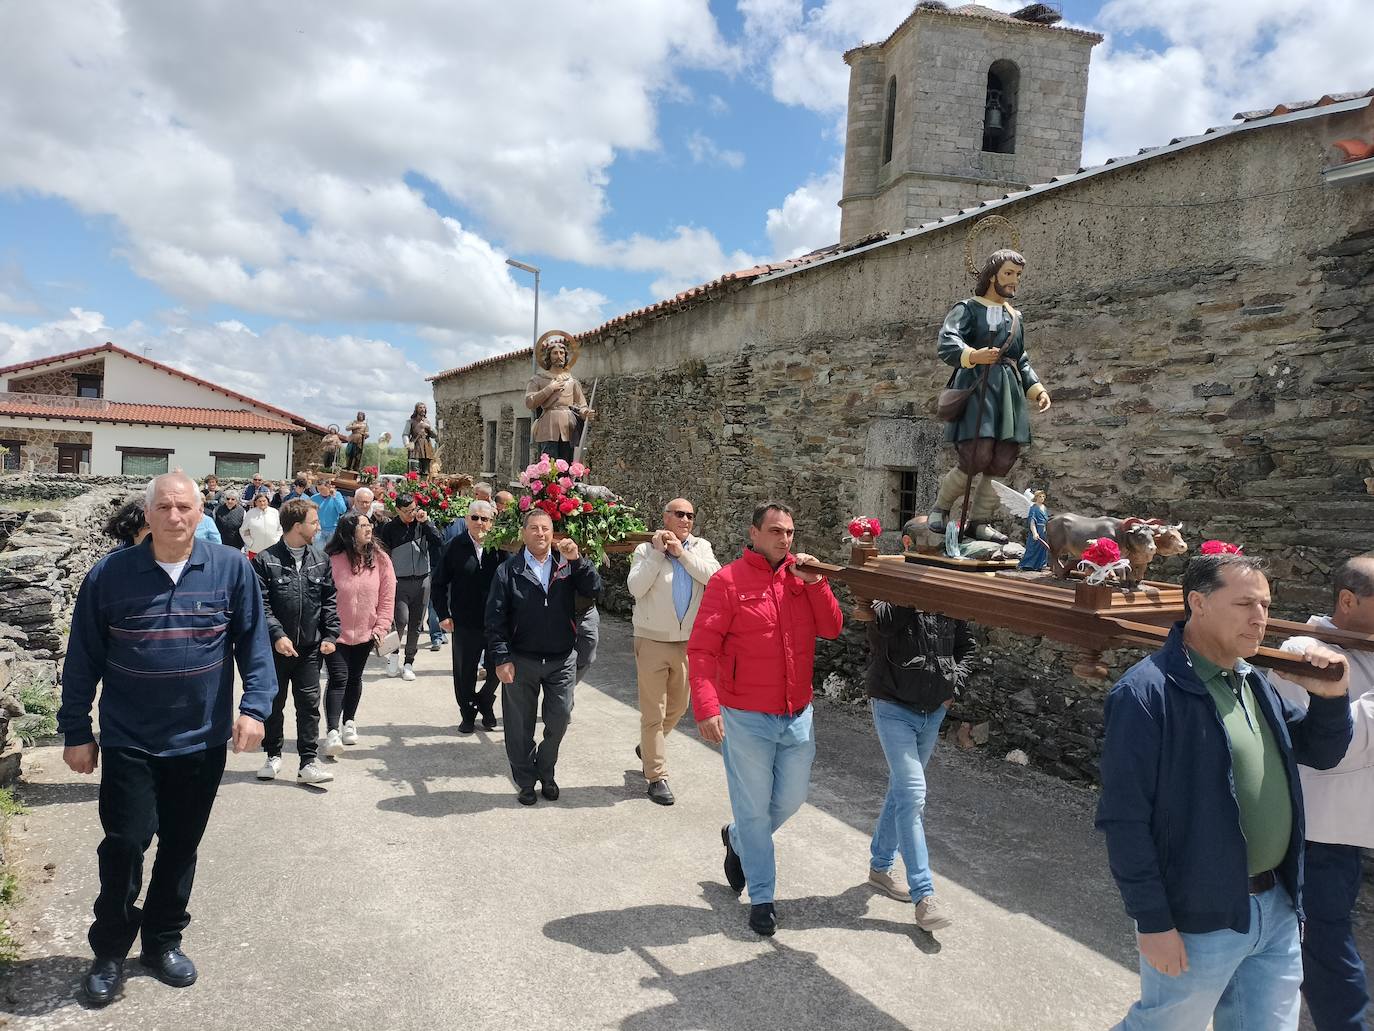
left=668, top=510, right=695, bottom=520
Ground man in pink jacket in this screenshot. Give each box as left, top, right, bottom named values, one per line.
left=688, top=501, right=843, bottom=936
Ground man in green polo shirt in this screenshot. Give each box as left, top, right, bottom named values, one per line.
left=1097, top=551, right=1352, bottom=1031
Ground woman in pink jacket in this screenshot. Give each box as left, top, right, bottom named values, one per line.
left=321, top=511, right=395, bottom=757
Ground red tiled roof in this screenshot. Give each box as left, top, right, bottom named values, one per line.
left=1236, top=89, right=1374, bottom=122
left=845, top=1, right=1102, bottom=56
left=0, top=343, right=329, bottom=434
left=0, top=399, right=303, bottom=433
left=427, top=249, right=842, bottom=383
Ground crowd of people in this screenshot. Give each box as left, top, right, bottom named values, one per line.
left=53, top=468, right=1374, bottom=1030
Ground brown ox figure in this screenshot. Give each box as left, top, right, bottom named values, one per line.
left=1046, top=515, right=1187, bottom=587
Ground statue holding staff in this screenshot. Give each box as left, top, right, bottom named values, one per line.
left=929, top=246, right=1052, bottom=545
left=525, top=330, right=595, bottom=464
left=404, top=402, right=439, bottom=477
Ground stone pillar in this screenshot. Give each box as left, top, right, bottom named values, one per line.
left=839, top=47, right=886, bottom=244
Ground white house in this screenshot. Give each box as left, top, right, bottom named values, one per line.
left=0, top=343, right=328, bottom=478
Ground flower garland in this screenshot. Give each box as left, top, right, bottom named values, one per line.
left=1200, top=540, right=1243, bottom=555
left=484, top=457, right=647, bottom=562
left=379, top=469, right=470, bottom=528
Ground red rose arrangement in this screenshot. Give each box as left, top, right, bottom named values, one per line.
left=483, top=457, right=646, bottom=562
left=846, top=516, right=883, bottom=540
left=1200, top=540, right=1243, bottom=555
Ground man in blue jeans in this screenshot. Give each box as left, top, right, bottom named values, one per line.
left=1097, top=552, right=1352, bottom=1030
left=689, top=502, right=843, bottom=936
left=865, top=596, right=974, bottom=932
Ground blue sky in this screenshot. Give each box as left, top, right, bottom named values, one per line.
left=1, top=0, right=1370, bottom=437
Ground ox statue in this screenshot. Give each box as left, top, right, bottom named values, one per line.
left=1046, top=514, right=1187, bottom=587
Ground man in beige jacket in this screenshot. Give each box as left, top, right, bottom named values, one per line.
left=627, top=498, right=720, bottom=806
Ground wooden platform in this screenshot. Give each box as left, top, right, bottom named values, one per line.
left=806, top=541, right=1358, bottom=683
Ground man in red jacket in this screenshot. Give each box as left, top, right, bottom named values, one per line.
left=689, top=501, right=844, bottom=936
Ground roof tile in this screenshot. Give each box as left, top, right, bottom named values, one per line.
left=0, top=398, right=303, bottom=433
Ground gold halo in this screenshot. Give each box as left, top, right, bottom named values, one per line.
left=965, top=215, right=1022, bottom=276
left=536, top=329, right=581, bottom=371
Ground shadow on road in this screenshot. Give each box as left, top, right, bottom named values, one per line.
left=14, top=780, right=100, bottom=807
left=0, top=953, right=161, bottom=1016
left=546, top=880, right=929, bottom=1029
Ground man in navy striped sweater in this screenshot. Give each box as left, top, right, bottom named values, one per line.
left=58, top=472, right=276, bottom=1006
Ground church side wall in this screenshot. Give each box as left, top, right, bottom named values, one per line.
left=435, top=108, right=1374, bottom=780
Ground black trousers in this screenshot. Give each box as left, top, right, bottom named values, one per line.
left=324, top=641, right=373, bottom=729
left=452, top=624, right=498, bottom=722
left=538, top=440, right=573, bottom=462
left=265, top=649, right=322, bottom=763
left=394, top=576, right=430, bottom=665
left=502, top=651, right=577, bottom=789
left=89, top=744, right=227, bottom=959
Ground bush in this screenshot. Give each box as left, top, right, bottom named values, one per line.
left=15, top=682, right=58, bottom=746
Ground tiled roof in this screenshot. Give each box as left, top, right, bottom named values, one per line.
left=429, top=87, right=1371, bottom=386
left=0, top=398, right=303, bottom=433
left=845, top=1, right=1102, bottom=56
left=426, top=249, right=844, bottom=382
left=0, top=343, right=329, bottom=434
left=1236, top=89, right=1374, bottom=122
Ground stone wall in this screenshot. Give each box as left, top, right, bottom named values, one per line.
left=0, top=428, right=93, bottom=474
left=293, top=428, right=326, bottom=473
left=7, top=359, right=105, bottom=398
left=0, top=477, right=137, bottom=782
left=432, top=399, right=483, bottom=478
left=435, top=105, right=1374, bottom=781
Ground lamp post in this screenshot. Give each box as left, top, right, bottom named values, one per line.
left=505, top=257, right=541, bottom=371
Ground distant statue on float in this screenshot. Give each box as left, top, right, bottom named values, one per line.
left=344, top=411, right=368, bottom=473
left=405, top=402, right=439, bottom=477
left=525, top=330, right=595, bottom=464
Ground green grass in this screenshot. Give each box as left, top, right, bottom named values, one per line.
left=0, top=788, right=22, bottom=818
left=0, top=498, right=67, bottom=512
left=15, top=680, right=60, bottom=746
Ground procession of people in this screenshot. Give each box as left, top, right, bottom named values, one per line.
left=51, top=251, right=1374, bottom=1031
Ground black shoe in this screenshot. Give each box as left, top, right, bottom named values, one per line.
left=749, top=903, right=777, bottom=937
left=429, top=639, right=442, bottom=651
left=634, top=744, right=642, bottom=760
left=721, top=825, right=746, bottom=894
left=457, top=719, right=475, bottom=735
left=138, top=947, right=197, bottom=988
left=82, top=956, right=124, bottom=1005
left=517, top=786, right=537, bottom=806
left=647, top=779, right=675, bottom=806
left=540, top=780, right=560, bottom=801
left=480, top=710, right=497, bottom=730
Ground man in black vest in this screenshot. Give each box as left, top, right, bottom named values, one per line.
left=433, top=500, right=507, bottom=734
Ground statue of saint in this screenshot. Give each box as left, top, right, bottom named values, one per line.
left=525, top=332, right=594, bottom=463
left=344, top=411, right=369, bottom=473
left=929, top=249, right=1052, bottom=545
left=404, top=402, right=438, bottom=477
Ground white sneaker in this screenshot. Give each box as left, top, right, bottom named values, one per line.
left=386, top=653, right=400, bottom=677
left=297, top=761, right=334, bottom=786
left=401, top=664, right=416, bottom=682
left=341, top=720, right=358, bottom=745
left=324, top=729, right=344, bottom=757
left=256, top=755, right=282, bottom=780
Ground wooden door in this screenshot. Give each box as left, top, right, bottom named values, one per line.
left=57, top=444, right=87, bottom=474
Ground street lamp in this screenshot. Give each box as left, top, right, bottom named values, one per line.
left=505, top=257, right=541, bottom=371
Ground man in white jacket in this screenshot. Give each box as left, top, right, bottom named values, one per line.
left=1271, top=556, right=1374, bottom=1031
left=627, top=498, right=720, bottom=806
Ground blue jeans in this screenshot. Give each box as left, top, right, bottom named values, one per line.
left=1115, top=885, right=1302, bottom=1030
left=1302, top=840, right=1368, bottom=1031
left=869, top=699, right=946, bottom=901
left=720, top=705, right=815, bottom=905
left=428, top=600, right=443, bottom=642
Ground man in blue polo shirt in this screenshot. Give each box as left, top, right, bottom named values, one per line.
left=1097, top=552, right=1352, bottom=1030
left=58, top=471, right=275, bottom=1006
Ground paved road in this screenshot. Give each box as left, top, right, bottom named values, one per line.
left=0, top=614, right=1261, bottom=1029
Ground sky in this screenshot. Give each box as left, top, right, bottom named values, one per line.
left=1, top=0, right=1371, bottom=439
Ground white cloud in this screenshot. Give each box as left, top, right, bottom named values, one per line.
left=685, top=130, right=746, bottom=169
left=766, top=164, right=843, bottom=258
left=0, top=308, right=430, bottom=439
left=0, top=1, right=744, bottom=345
left=1086, top=0, right=1374, bottom=164
left=606, top=227, right=763, bottom=298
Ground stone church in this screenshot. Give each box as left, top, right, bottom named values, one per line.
left=430, top=4, right=1374, bottom=778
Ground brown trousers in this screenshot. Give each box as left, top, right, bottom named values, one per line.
left=935, top=439, right=1023, bottom=524
left=634, top=637, right=691, bottom=782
